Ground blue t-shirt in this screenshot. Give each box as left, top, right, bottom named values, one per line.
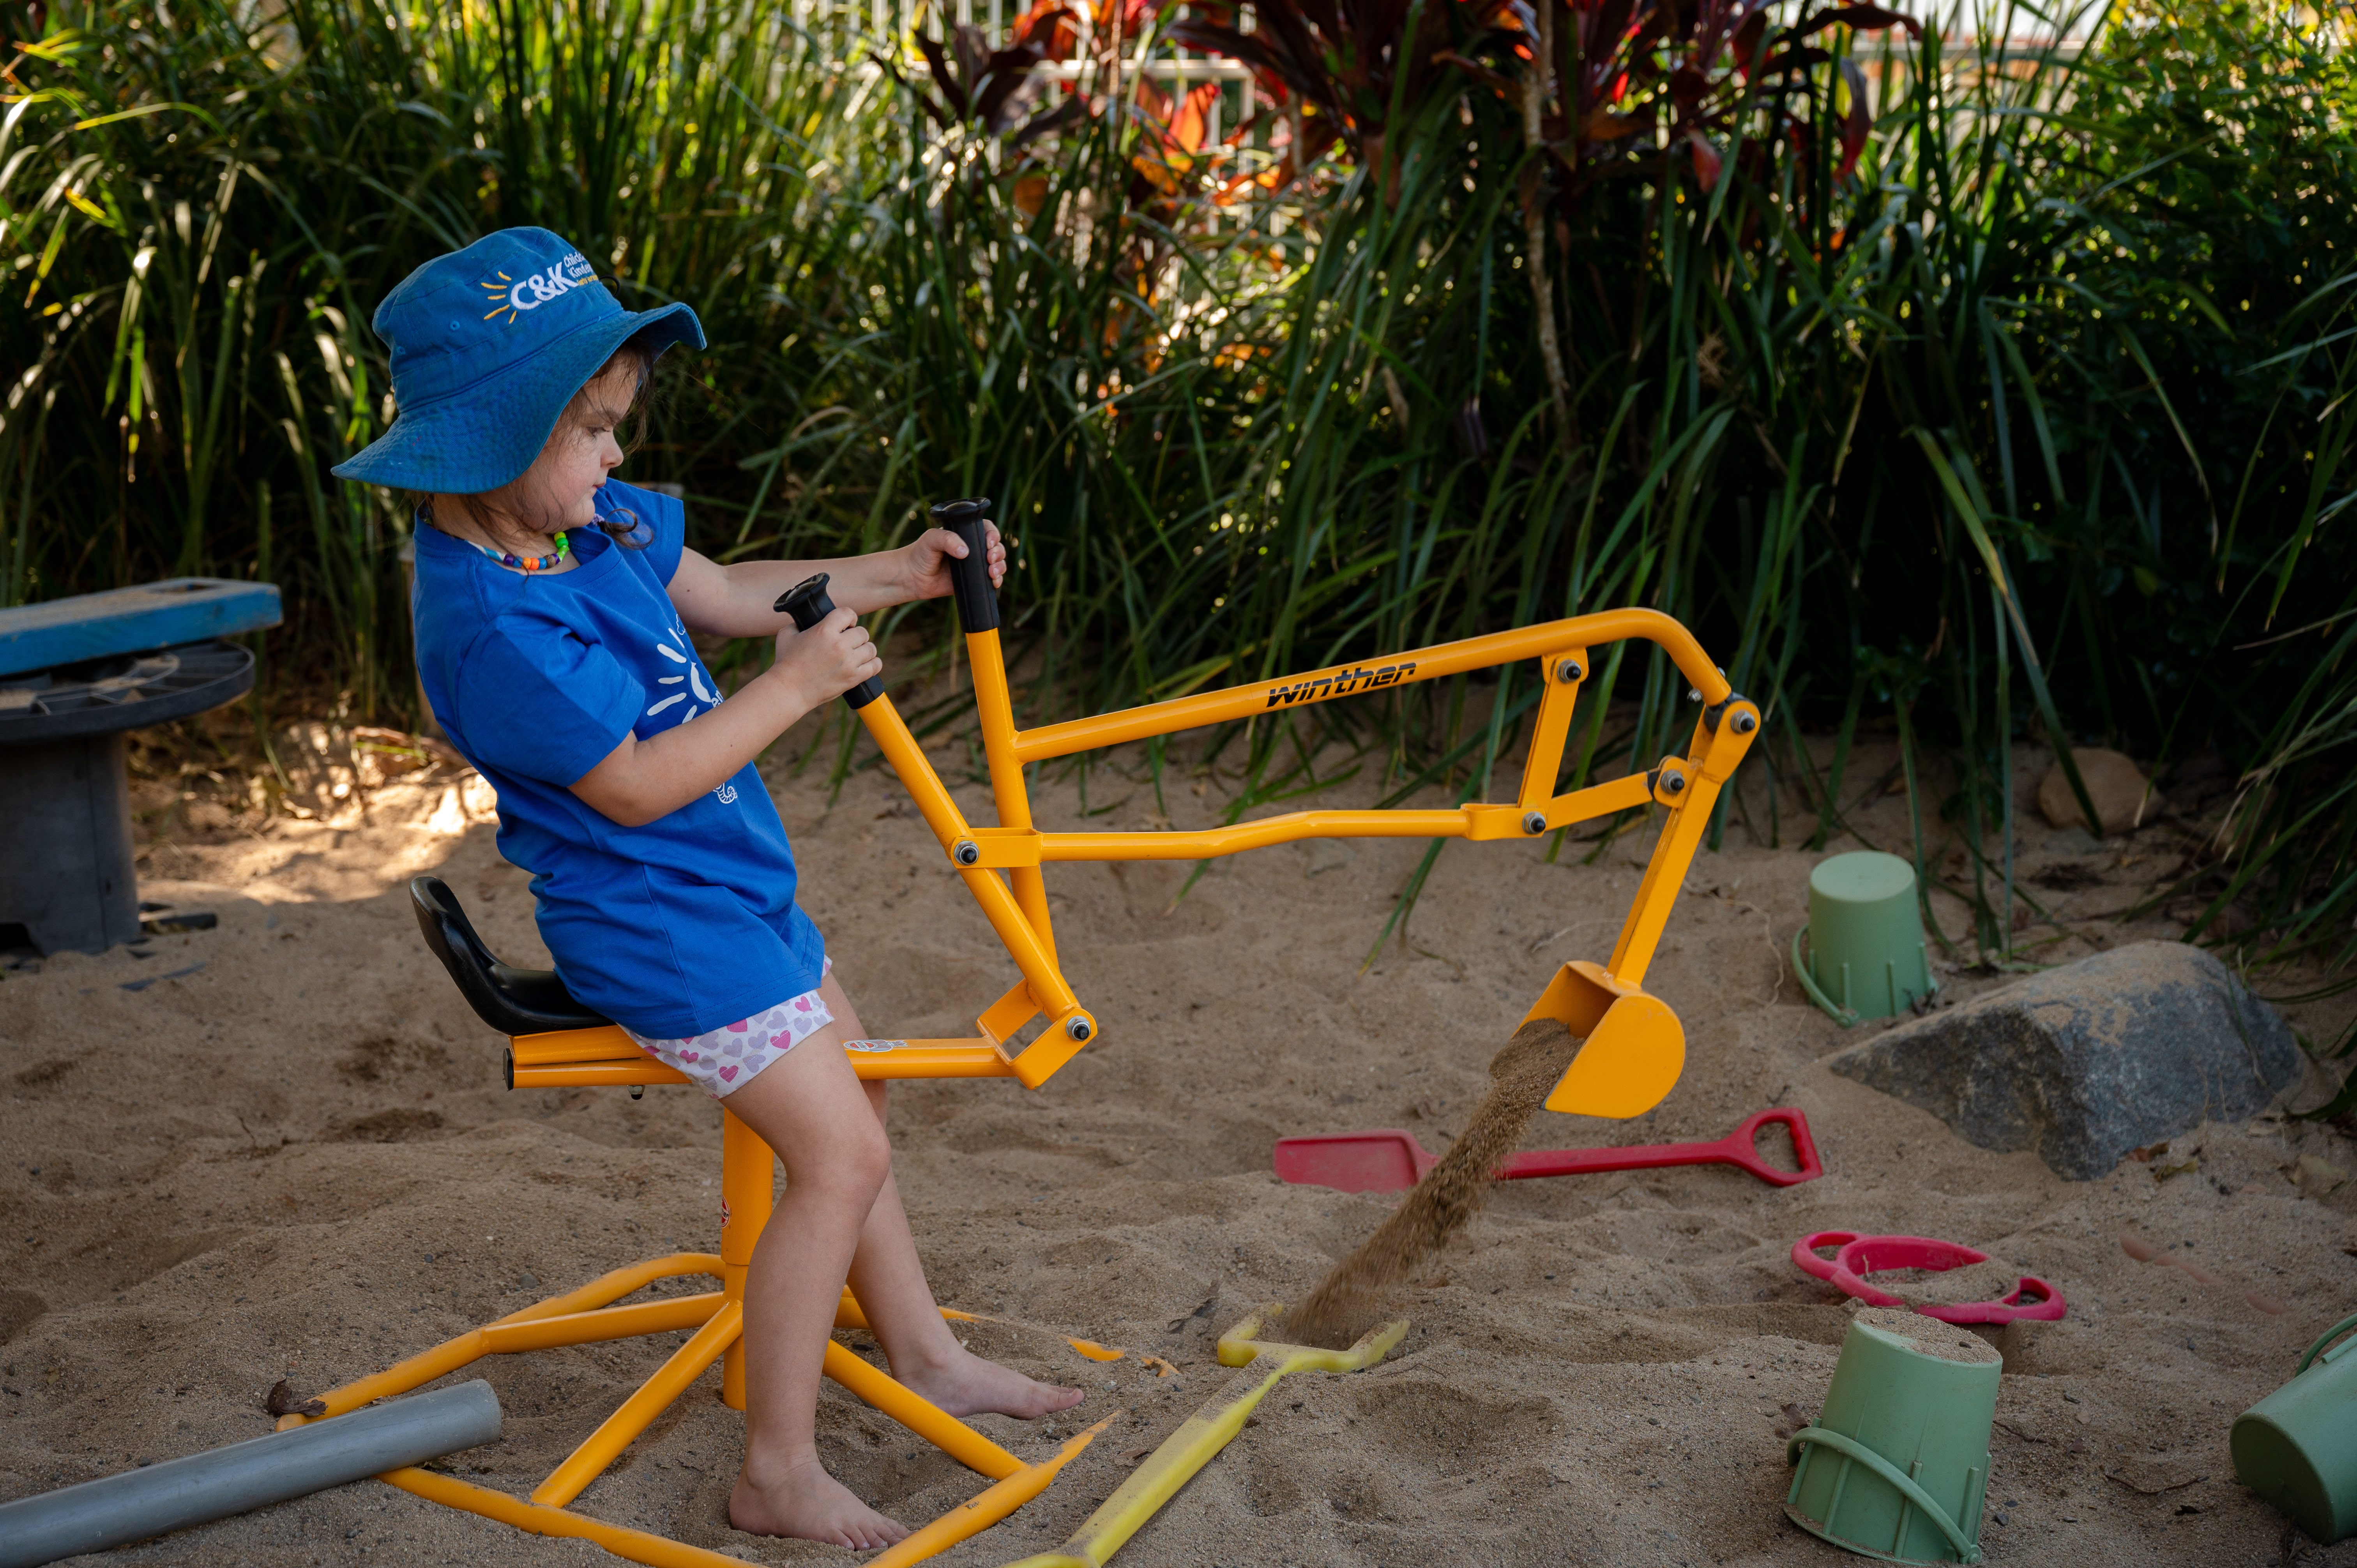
left=411, top=479, right=825, bottom=1038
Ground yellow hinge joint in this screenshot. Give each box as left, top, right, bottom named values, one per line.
left=945, top=826, right=1042, bottom=869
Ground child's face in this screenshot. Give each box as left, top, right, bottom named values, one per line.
left=524, top=369, right=633, bottom=533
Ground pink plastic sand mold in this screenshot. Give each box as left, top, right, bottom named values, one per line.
left=1791, top=1230, right=2067, bottom=1325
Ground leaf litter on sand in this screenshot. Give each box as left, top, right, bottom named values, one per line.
left=1284, top=1018, right=1577, bottom=1349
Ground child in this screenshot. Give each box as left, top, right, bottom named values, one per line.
left=333, top=227, right=1081, bottom=1549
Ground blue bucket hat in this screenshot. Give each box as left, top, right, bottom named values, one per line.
left=332, top=227, right=703, bottom=494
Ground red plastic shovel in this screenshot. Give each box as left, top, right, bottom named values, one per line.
left=1271, top=1106, right=1823, bottom=1194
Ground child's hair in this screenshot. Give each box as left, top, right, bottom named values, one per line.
left=412, top=329, right=665, bottom=550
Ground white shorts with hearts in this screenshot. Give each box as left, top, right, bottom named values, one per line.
left=622, top=959, right=833, bottom=1098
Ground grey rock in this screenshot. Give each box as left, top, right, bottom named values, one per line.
left=2039, top=747, right=2164, bottom=835
left=1826, top=942, right=2300, bottom=1180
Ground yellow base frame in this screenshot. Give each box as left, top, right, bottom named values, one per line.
left=276, top=1110, right=1112, bottom=1568
left=1000, top=1310, right=1409, bottom=1568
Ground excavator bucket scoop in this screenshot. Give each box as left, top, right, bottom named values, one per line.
left=1523, top=960, right=1686, bottom=1119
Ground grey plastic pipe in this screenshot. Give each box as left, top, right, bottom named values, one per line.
left=0, top=1379, right=502, bottom=1568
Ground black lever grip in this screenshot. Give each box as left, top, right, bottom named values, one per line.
left=772, top=572, right=883, bottom=710
left=930, top=497, right=999, bottom=635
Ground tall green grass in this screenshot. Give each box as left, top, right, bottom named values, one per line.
left=2, top=0, right=876, bottom=712
left=1124, top=0, right=2357, bottom=971
left=5, top=0, right=2356, bottom=989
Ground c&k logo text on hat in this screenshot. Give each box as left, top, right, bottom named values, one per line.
left=480, top=251, right=598, bottom=325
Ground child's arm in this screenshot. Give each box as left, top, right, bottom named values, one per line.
left=568, top=608, right=878, bottom=827
left=666, top=523, right=1007, bottom=639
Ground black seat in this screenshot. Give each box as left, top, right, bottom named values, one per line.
left=411, top=875, right=613, bottom=1035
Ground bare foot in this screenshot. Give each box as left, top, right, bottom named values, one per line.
left=896, top=1346, right=1087, bottom=1421
left=730, top=1456, right=908, bottom=1549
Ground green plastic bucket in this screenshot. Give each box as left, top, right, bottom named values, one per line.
left=2231, top=1311, right=2357, bottom=1543
left=1792, top=851, right=1936, bottom=1026
left=1785, top=1311, right=1998, bottom=1564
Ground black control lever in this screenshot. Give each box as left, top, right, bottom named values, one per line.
left=772, top=573, right=883, bottom=710
left=929, top=497, right=999, bottom=636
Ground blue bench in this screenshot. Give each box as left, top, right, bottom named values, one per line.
left=0, top=579, right=282, bottom=956
left=0, top=577, right=281, bottom=679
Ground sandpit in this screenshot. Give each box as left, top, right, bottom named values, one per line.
left=5, top=704, right=2357, bottom=1566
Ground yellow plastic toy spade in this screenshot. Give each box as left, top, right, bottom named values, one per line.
left=997, top=1309, right=1408, bottom=1568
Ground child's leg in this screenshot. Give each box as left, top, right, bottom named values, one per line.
left=815, top=974, right=1085, bottom=1421
left=716, top=1025, right=906, bottom=1547
left=719, top=976, right=1080, bottom=1546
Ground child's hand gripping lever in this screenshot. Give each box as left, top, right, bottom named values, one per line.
left=930, top=497, right=999, bottom=635
left=773, top=574, right=885, bottom=710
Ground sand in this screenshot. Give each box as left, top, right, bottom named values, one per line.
left=8, top=697, right=2357, bottom=1566
left=1846, top=1307, right=2003, bottom=1365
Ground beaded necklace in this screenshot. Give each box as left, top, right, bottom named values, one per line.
left=417, top=500, right=580, bottom=571
left=468, top=531, right=570, bottom=572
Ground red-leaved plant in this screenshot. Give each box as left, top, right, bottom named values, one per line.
left=1167, top=0, right=1919, bottom=439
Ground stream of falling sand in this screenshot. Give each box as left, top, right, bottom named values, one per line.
left=1286, top=1017, right=1580, bottom=1349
